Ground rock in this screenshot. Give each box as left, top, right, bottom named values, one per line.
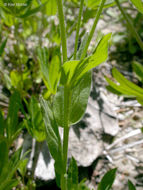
left=68, top=123, right=103, bottom=167
left=68, top=95, right=119, bottom=166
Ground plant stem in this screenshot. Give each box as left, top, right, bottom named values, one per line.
left=56, top=0, right=67, bottom=63
left=81, top=0, right=106, bottom=59
left=115, top=0, right=143, bottom=51
left=61, top=126, right=70, bottom=190
left=74, top=0, right=84, bottom=60
left=60, top=86, right=71, bottom=190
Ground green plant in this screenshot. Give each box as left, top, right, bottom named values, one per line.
left=0, top=90, right=31, bottom=190
left=105, top=63, right=143, bottom=106
left=37, top=0, right=111, bottom=189
left=0, top=0, right=142, bottom=189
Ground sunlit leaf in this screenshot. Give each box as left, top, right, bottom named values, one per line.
left=61, top=33, right=111, bottom=87
left=38, top=47, right=61, bottom=96
left=130, top=0, right=143, bottom=14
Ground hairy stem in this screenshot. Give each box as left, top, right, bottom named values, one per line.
left=115, top=0, right=143, bottom=51
left=74, top=0, right=84, bottom=59
left=61, top=126, right=70, bottom=190
left=81, top=0, right=106, bottom=59
left=60, top=86, right=71, bottom=190
left=56, top=0, right=67, bottom=63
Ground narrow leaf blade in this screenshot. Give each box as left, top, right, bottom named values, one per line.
left=97, top=168, right=117, bottom=190
left=128, top=180, right=136, bottom=190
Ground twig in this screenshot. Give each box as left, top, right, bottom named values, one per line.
left=109, top=139, right=143, bottom=154
left=106, top=129, right=141, bottom=150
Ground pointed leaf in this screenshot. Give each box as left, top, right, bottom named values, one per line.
left=40, top=97, right=63, bottom=174
left=133, top=61, right=143, bottom=82
left=61, top=33, right=111, bottom=87
left=0, top=139, right=8, bottom=176
left=54, top=71, right=91, bottom=127
left=0, top=38, right=7, bottom=56
left=38, top=47, right=60, bottom=95
left=67, top=157, right=78, bottom=190
left=18, top=158, right=28, bottom=177
left=128, top=180, right=136, bottom=190
left=7, top=91, right=21, bottom=140
left=0, top=111, right=5, bottom=136
left=69, top=71, right=91, bottom=125
left=77, top=33, right=89, bottom=60
left=111, top=68, right=143, bottom=99
left=0, top=148, right=25, bottom=189
left=97, top=168, right=117, bottom=190
left=105, top=76, right=136, bottom=97
left=28, top=96, right=46, bottom=142
left=0, top=179, right=19, bottom=190
left=130, top=0, right=143, bottom=14
left=19, top=1, right=48, bottom=18
left=45, top=0, right=57, bottom=16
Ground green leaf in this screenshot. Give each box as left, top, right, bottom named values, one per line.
left=38, top=47, right=61, bottom=96
left=69, top=71, right=91, bottom=125
left=53, top=86, right=65, bottom=128
left=0, top=9, right=14, bottom=26
left=6, top=91, right=22, bottom=140
left=0, top=148, right=25, bottom=190
left=0, top=111, right=5, bottom=136
left=137, top=98, right=143, bottom=106
left=18, top=158, right=28, bottom=177
left=97, top=168, right=117, bottom=190
left=28, top=96, right=46, bottom=142
left=132, top=61, right=143, bottom=82
left=112, top=68, right=143, bottom=98
left=0, top=0, right=33, bottom=17
left=78, top=179, right=90, bottom=190
left=40, top=97, right=63, bottom=174
left=130, top=0, right=143, bottom=14
left=67, top=157, right=78, bottom=190
left=0, top=139, right=8, bottom=176
left=0, top=38, right=7, bottom=56
left=54, top=71, right=91, bottom=127
left=85, top=0, right=102, bottom=8
left=45, top=0, right=57, bottom=16
left=105, top=76, right=136, bottom=97
left=128, top=180, right=136, bottom=190
left=19, top=1, right=48, bottom=18
left=76, top=33, right=89, bottom=60
left=105, top=67, right=143, bottom=102
left=10, top=70, right=23, bottom=91
left=78, top=33, right=111, bottom=80
left=106, top=85, right=122, bottom=95
left=0, top=179, right=19, bottom=190
left=61, top=33, right=111, bottom=87
left=84, top=0, right=127, bottom=10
